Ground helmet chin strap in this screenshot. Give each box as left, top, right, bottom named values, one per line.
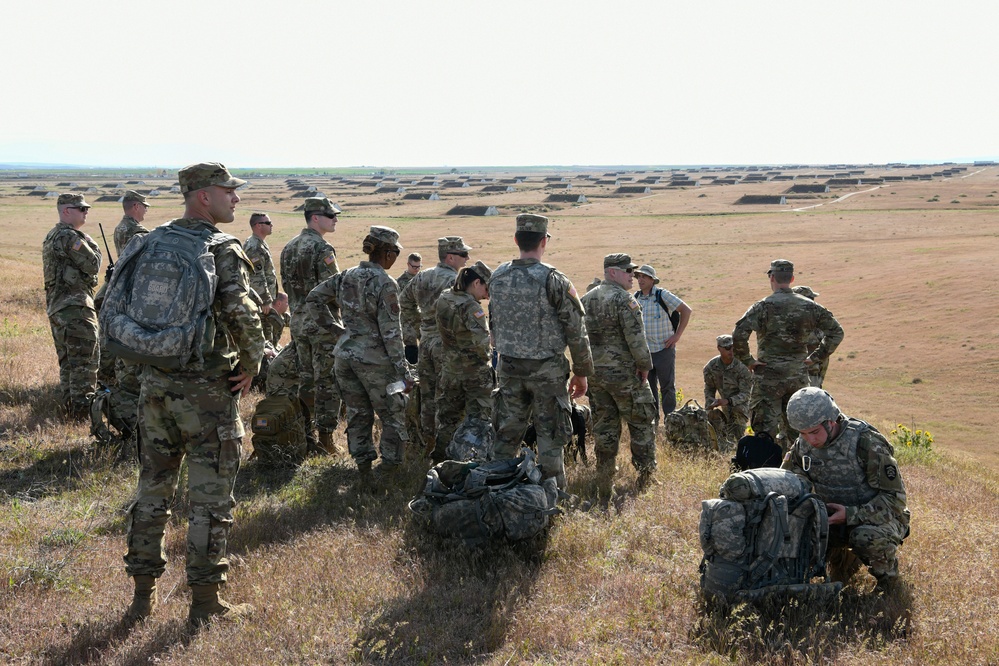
left=822, top=416, right=841, bottom=443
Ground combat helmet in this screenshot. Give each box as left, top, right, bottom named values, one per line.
left=786, top=387, right=841, bottom=431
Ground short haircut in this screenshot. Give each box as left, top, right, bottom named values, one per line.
left=249, top=212, right=269, bottom=227
left=304, top=210, right=315, bottom=224
left=515, top=230, right=545, bottom=252
left=772, top=271, right=794, bottom=284
left=407, top=252, right=422, bottom=263
left=122, top=200, right=141, bottom=213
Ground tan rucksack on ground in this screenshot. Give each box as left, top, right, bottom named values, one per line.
left=664, top=399, right=719, bottom=452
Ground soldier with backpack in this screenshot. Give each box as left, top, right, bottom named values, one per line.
left=782, top=387, right=910, bottom=588
left=108, top=162, right=264, bottom=627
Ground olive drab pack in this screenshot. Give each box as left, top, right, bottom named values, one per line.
left=99, top=222, right=229, bottom=369
left=408, top=448, right=559, bottom=547
left=699, top=468, right=841, bottom=602
left=89, top=383, right=135, bottom=445
left=664, top=399, right=719, bottom=452
left=250, top=395, right=307, bottom=465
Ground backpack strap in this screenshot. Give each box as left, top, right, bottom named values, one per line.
left=743, top=492, right=790, bottom=588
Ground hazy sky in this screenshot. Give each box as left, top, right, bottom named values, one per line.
left=2, top=1, right=996, bottom=168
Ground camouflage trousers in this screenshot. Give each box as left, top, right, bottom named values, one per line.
left=262, top=309, right=287, bottom=347
left=588, top=374, right=657, bottom=473
left=334, top=356, right=408, bottom=466
left=707, top=405, right=749, bottom=451
left=406, top=381, right=423, bottom=450
left=748, top=362, right=810, bottom=447
left=290, top=314, right=316, bottom=418
left=416, top=337, right=444, bottom=446
left=435, top=362, right=494, bottom=459
left=112, top=357, right=141, bottom=432
left=493, top=355, right=573, bottom=488
left=828, top=518, right=908, bottom=579
left=312, top=337, right=342, bottom=434
left=266, top=341, right=300, bottom=398
left=124, top=367, right=244, bottom=586
left=48, top=306, right=99, bottom=414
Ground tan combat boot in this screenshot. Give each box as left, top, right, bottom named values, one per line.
left=188, top=583, right=254, bottom=627
left=125, top=575, right=157, bottom=621
left=317, top=430, right=342, bottom=457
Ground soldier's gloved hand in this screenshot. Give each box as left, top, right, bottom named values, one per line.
left=105, top=264, right=114, bottom=282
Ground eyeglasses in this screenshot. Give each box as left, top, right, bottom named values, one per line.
left=451, top=252, right=469, bottom=258
left=408, top=263, right=422, bottom=269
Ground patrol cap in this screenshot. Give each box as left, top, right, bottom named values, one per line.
left=792, top=285, right=819, bottom=300
left=178, top=162, right=246, bottom=194
left=468, top=260, right=492, bottom=282
left=604, top=253, right=637, bottom=270
left=369, top=225, right=402, bottom=251
left=303, top=197, right=342, bottom=216
left=634, top=264, right=660, bottom=284
left=716, top=334, right=734, bottom=348
left=57, top=193, right=91, bottom=208
left=516, top=213, right=549, bottom=234
left=122, top=190, right=150, bottom=206
left=438, top=236, right=472, bottom=254
left=767, top=259, right=794, bottom=275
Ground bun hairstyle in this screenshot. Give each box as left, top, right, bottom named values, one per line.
left=363, top=235, right=395, bottom=257
left=454, top=266, right=483, bottom=292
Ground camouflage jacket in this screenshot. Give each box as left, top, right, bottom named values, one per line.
left=243, top=234, right=277, bottom=306
left=732, top=287, right=844, bottom=367
left=579, top=280, right=651, bottom=383
left=329, top=261, right=412, bottom=381
left=396, top=269, right=419, bottom=344
left=702, top=355, right=753, bottom=411
left=302, top=274, right=347, bottom=345
left=42, top=222, right=102, bottom=316
left=280, top=227, right=338, bottom=314
left=113, top=215, right=150, bottom=256
left=782, top=417, right=909, bottom=528
left=435, top=288, right=490, bottom=373
left=399, top=262, right=457, bottom=343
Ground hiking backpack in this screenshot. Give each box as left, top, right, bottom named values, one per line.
left=664, top=399, right=719, bottom=452
left=699, top=468, right=838, bottom=602
left=250, top=395, right=308, bottom=465
left=99, top=222, right=230, bottom=369
left=408, top=448, right=560, bottom=547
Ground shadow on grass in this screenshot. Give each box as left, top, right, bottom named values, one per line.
left=41, top=616, right=192, bottom=666
left=0, top=381, right=70, bottom=432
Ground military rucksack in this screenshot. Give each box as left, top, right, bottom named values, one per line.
left=731, top=432, right=784, bottom=472
left=88, top=383, right=135, bottom=445
left=699, top=468, right=840, bottom=603
left=446, top=415, right=496, bottom=462
left=664, top=399, right=719, bottom=452
left=408, top=448, right=559, bottom=547
left=250, top=395, right=307, bottom=465
left=99, top=221, right=230, bottom=369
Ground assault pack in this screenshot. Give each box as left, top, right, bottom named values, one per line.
left=409, top=448, right=559, bottom=547
left=731, top=432, right=784, bottom=472
left=664, top=399, right=719, bottom=452
left=99, top=222, right=231, bottom=369
left=699, top=468, right=840, bottom=602
left=250, top=395, right=308, bottom=465
left=446, top=415, right=496, bottom=462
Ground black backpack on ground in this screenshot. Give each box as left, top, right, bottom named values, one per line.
left=731, top=432, right=784, bottom=472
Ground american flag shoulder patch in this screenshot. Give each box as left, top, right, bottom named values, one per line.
left=628, top=299, right=640, bottom=310
left=323, top=253, right=335, bottom=265
left=473, top=309, right=485, bottom=319
left=73, top=240, right=82, bottom=251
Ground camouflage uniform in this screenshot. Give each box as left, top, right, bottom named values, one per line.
left=265, top=341, right=300, bottom=397
left=42, top=207, right=102, bottom=415
left=732, top=264, right=843, bottom=445
left=328, top=248, right=414, bottom=467
left=435, top=285, right=493, bottom=455
left=244, top=233, right=279, bottom=344
left=124, top=211, right=264, bottom=587
left=489, top=218, right=592, bottom=487
left=280, top=214, right=340, bottom=435
left=792, top=287, right=831, bottom=388
left=702, top=354, right=753, bottom=448
left=396, top=269, right=422, bottom=446
left=113, top=214, right=150, bottom=256
left=580, top=268, right=655, bottom=476
left=782, top=418, right=910, bottom=580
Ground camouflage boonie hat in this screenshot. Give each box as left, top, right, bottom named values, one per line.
left=604, top=253, right=637, bottom=270
left=634, top=264, right=660, bottom=284
left=792, top=285, right=819, bottom=300
left=178, top=162, right=246, bottom=194
left=716, top=334, right=734, bottom=348
left=468, top=260, right=492, bottom=282
left=57, top=193, right=91, bottom=208
left=122, top=190, right=150, bottom=206
left=369, top=225, right=402, bottom=251
left=303, top=197, right=342, bottom=216
left=438, top=236, right=472, bottom=254
left=767, top=259, right=794, bottom=275
left=516, top=213, right=549, bottom=234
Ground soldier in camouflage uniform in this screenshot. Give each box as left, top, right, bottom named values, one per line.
left=113, top=190, right=152, bottom=255
left=489, top=214, right=592, bottom=489
left=792, top=285, right=831, bottom=388
left=280, top=197, right=342, bottom=454
left=265, top=340, right=300, bottom=398
left=732, top=259, right=844, bottom=448
left=123, top=162, right=263, bottom=626
left=580, top=254, right=656, bottom=498
left=314, top=226, right=415, bottom=480
left=399, top=236, right=471, bottom=461
left=397, top=252, right=423, bottom=447
left=244, top=212, right=282, bottom=345
left=435, top=261, right=494, bottom=457
left=42, top=193, right=102, bottom=417
left=703, top=334, right=753, bottom=449
left=782, top=388, right=910, bottom=587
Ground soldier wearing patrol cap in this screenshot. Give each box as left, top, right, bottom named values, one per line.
left=580, top=253, right=656, bottom=499
left=732, top=259, right=844, bottom=448
left=782, top=387, right=910, bottom=588
left=792, top=285, right=831, bottom=388
left=42, top=193, right=102, bottom=417
left=488, top=213, right=592, bottom=489
left=399, top=235, right=472, bottom=460
left=243, top=212, right=283, bottom=346
left=114, top=190, right=152, bottom=256
left=702, top=334, right=753, bottom=449
left=280, top=196, right=344, bottom=456
left=123, top=161, right=263, bottom=627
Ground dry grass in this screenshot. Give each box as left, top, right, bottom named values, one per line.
left=3, top=167, right=999, bottom=664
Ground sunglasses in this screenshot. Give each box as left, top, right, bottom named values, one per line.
left=624, top=267, right=635, bottom=273
left=256, top=221, right=273, bottom=226
left=451, top=252, right=469, bottom=258
left=71, top=206, right=90, bottom=211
